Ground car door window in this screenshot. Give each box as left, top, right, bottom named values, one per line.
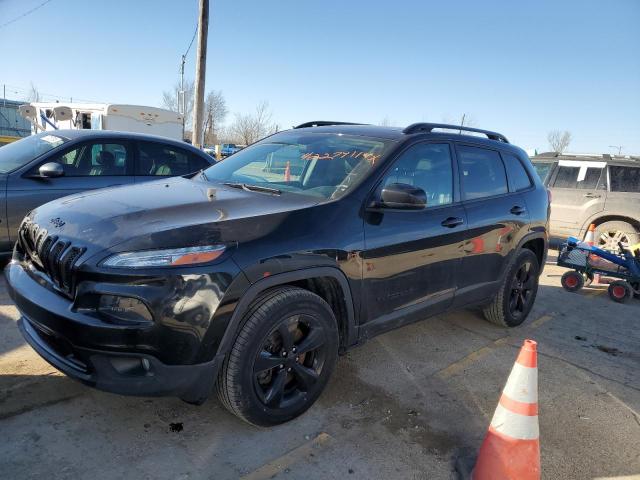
left=457, top=145, right=508, bottom=200
left=380, top=143, right=453, bottom=207
left=503, top=153, right=532, bottom=192
left=553, top=166, right=603, bottom=189
left=609, top=166, right=640, bottom=193
left=48, top=142, right=129, bottom=176
left=532, top=162, right=552, bottom=183
left=137, top=142, right=193, bottom=176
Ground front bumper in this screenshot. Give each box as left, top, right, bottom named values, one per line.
left=19, top=317, right=222, bottom=402
left=6, top=260, right=226, bottom=402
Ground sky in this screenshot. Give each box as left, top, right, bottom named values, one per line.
left=1, top=0, right=639, bottom=154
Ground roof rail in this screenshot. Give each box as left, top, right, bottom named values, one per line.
left=403, top=123, right=509, bottom=143
left=294, top=121, right=365, bottom=129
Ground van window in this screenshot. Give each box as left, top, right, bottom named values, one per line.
left=458, top=145, right=508, bottom=200
left=609, top=166, right=640, bottom=193
left=553, top=166, right=602, bottom=189
left=503, top=153, right=532, bottom=192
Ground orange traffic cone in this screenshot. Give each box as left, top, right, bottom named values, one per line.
left=472, top=339, right=540, bottom=480
left=284, top=161, right=291, bottom=182
left=584, top=223, right=596, bottom=247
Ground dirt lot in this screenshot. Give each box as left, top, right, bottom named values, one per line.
left=1, top=251, right=639, bottom=480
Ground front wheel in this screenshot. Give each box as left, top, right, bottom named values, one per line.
left=216, top=286, right=339, bottom=426
left=483, top=249, right=540, bottom=327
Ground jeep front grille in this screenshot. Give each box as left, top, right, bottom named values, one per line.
left=19, top=221, right=85, bottom=297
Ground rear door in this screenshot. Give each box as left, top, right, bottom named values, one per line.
left=453, top=144, right=531, bottom=306
left=6, top=139, right=134, bottom=242
left=362, top=141, right=467, bottom=334
left=547, top=160, right=607, bottom=237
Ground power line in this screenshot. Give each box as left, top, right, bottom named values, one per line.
left=183, top=24, right=198, bottom=58
left=0, top=0, right=55, bottom=30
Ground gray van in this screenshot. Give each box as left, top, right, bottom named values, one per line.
left=531, top=153, right=640, bottom=249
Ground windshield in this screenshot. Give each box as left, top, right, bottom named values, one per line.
left=203, top=132, right=394, bottom=199
left=0, top=133, right=67, bottom=173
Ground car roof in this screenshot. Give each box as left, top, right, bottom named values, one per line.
left=286, top=123, right=526, bottom=156
left=43, top=130, right=204, bottom=155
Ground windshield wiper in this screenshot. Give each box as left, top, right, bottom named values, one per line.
left=222, top=182, right=282, bottom=195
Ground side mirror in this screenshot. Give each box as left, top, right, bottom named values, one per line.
left=379, top=183, right=427, bottom=210
left=38, top=162, right=64, bottom=178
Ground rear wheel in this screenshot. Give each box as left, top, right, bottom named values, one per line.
left=483, top=249, right=540, bottom=327
left=561, top=271, right=585, bottom=292
left=608, top=280, right=632, bottom=303
left=216, top=286, right=339, bottom=426
left=596, top=221, right=639, bottom=251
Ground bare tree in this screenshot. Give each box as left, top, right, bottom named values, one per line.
left=162, top=80, right=195, bottom=130
left=548, top=130, right=572, bottom=153
left=26, top=82, right=41, bottom=102
left=378, top=116, right=394, bottom=127
left=229, top=101, right=276, bottom=145
left=203, top=90, right=228, bottom=145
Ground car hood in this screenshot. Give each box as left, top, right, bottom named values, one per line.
left=28, top=176, right=321, bottom=254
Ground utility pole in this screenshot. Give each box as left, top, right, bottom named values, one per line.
left=191, top=0, right=209, bottom=148
left=609, top=145, right=623, bottom=155
left=459, top=113, right=466, bottom=134
left=180, top=54, right=186, bottom=140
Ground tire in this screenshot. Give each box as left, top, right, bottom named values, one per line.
left=483, top=249, right=540, bottom=327
left=216, top=286, right=339, bottom=427
left=632, top=282, right=640, bottom=300
left=595, top=221, right=640, bottom=252
left=608, top=280, right=632, bottom=304
left=561, top=271, right=585, bottom=292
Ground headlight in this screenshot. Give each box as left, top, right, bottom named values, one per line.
left=102, top=245, right=226, bottom=268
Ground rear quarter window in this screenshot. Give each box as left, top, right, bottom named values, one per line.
left=503, top=153, right=532, bottom=192
left=609, top=165, right=640, bottom=193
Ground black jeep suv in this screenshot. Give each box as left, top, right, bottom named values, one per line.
left=6, top=122, right=549, bottom=426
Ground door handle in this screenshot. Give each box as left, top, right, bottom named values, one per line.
left=583, top=193, right=601, bottom=198
left=510, top=206, right=526, bottom=215
left=441, top=217, right=464, bottom=228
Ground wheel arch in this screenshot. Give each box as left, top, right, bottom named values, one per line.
left=579, top=214, right=640, bottom=239
left=517, top=232, right=548, bottom=272
left=218, top=267, right=357, bottom=356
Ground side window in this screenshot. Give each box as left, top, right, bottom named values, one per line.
left=190, top=153, right=211, bottom=171
left=503, top=153, right=533, bottom=192
left=532, top=162, right=553, bottom=183
left=137, top=142, right=192, bottom=176
left=50, top=142, right=129, bottom=176
left=457, top=145, right=508, bottom=200
left=552, top=166, right=603, bottom=189
left=609, top=166, right=640, bottom=193
left=380, top=143, right=453, bottom=208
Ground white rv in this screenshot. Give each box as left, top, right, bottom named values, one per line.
left=19, top=103, right=183, bottom=140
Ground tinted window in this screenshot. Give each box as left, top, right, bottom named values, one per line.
left=380, top=143, right=453, bottom=207
left=532, top=162, right=553, bottom=183
left=610, top=166, right=640, bottom=193
left=503, top=153, right=532, bottom=192
left=191, top=153, right=211, bottom=171
left=50, top=142, right=130, bottom=176
left=457, top=145, right=508, bottom=200
left=553, top=166, right=602, bottom=189
left=137, top=142, right=194, bottom=176
left=0, top=133, right=67, bottom=173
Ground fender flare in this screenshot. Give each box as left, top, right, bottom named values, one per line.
left=217, top=266, right=357, bottom=356
left=516, top=230, right=549, bottom=269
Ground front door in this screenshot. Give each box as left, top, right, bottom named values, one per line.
left=362, top=142, right=467, bottom=336
left=6, top=140, right=134, bottom=242
left=547, top=160, right=607, bottom=237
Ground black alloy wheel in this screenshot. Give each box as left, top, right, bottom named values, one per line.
left=253, top=314, right=328, bottom=411
left=217, top=286, right=339, bottom=426
left=508, top=261, right=536, bottom=320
